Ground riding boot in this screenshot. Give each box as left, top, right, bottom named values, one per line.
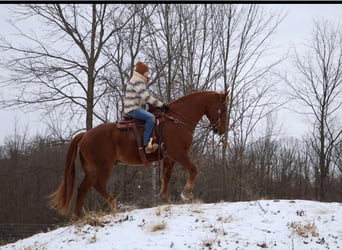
left=144, top=137, right=159, bottom=154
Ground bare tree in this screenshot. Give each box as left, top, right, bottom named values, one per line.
left=214, top=4, right=285, bottom=148
left=104, top=4, right=155, bottom=122
left=332, top=140, right=342, bottom=173
left=206, top=5, right=285, bottom=199
left=0, top=4, right=136, bottom=133
left=142, top=4, right=185, bottom=102
left=287, top=18, right=342, bottom=201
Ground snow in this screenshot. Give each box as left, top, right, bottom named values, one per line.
left=1, top=200, right=341, bottom=250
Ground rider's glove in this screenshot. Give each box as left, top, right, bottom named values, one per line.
left=162, top=103, right=170, bottom=111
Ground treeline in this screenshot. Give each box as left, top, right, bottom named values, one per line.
left=0, top=132, right=340, bottom=225
left=0, top=4, right=341, bottom=230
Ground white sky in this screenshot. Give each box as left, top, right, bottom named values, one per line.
left=1, top=4, right=342, bottom=143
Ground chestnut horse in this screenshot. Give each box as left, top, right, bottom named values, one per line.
left=49, top=91, right=228, bottom=217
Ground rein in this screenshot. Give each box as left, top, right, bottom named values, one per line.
left=163, top=102, right=227, bottom=133
left=163, top=112, right=194, bottom=132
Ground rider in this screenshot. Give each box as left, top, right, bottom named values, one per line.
left=123, top=61, right=169, bottom=154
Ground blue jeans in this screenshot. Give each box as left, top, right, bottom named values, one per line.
left=127, top=108, right=155, bottom=146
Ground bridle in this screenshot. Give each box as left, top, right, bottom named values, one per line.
left=163, top=100, right=228, bottom=133
left=208, top=102, right=228, bottom=133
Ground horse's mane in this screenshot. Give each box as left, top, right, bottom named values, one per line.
left=170, top=91, right=218, bottom=106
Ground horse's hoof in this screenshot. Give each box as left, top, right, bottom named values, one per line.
left=158, top=194, right=171, bottom=204
left=180, top=191, right=193, bottom=202
left=71, top=214, right=79, bottom=221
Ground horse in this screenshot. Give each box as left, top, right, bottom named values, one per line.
left=49, top=90, right=229, bottom=217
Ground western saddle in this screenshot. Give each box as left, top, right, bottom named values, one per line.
left=116, top=108, right=165, bottom=167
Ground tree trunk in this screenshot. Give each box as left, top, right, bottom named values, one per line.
left=86, top=72, right=94, bottom=130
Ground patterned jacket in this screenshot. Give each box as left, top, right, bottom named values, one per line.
left=123, top=71, right=164, bottom=114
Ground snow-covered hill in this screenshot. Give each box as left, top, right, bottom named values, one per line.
left=1, top=200, right=341, bottom=250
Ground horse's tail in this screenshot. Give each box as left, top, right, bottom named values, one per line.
left=48, top=132, right=85, bottom=215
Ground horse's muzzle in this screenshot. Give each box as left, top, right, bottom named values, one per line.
left=213, top=127, right=218, bottom=134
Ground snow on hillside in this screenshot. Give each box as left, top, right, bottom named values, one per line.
left=1, top=200, right=341, bottom=250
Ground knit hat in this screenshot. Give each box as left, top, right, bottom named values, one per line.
left=135, top=61, right=149, bottom=75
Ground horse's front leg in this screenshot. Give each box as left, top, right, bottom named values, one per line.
left=159, top=157, right=175, bottom=202
left=176, top=155, right=197, bottom=201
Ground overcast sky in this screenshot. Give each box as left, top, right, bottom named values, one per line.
left=1, top=4, right=342, bottom=144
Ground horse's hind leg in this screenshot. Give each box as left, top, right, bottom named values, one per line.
left=74, top=172, right=96, bottom=218
left=94, top=172, right=117, bottom=210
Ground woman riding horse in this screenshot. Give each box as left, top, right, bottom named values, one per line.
left=123, top=61, right=169, bottom=153
left=49, top=89, right=229, bottom=218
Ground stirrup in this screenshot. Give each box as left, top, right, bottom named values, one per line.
left=145, top=143, right=159, bottom=154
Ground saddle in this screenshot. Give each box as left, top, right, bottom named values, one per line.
left=117, top=115, right=146, bottom=130
left=116, top=108, right=165, bottom=167
left=117, top=108, right=165, bottom=130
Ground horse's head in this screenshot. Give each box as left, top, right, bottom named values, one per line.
left=206, top=91, right=229, bottom=135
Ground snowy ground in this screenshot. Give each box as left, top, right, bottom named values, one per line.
left=1, top=200, right=341, bottom=250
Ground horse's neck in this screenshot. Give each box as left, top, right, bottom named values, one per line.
left=171, top=94, right=208, bottom=125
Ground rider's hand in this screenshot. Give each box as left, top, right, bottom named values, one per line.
left=162, top=103, right=170, bottom=111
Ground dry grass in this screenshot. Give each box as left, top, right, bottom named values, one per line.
left=150, top=221, right=167, bottom=232
left=75, top=210, right=108, bottom=227
left=257, top=242, right=268, bottom=248
left=216, top=215, right=234, bottom=223
left=72, top=204, right=140, bottom=227
left=155, top=205, right=172, bottom=218
left=289, top=221, right=319, bottom=238
left=155, top=207, right=162, bottom=216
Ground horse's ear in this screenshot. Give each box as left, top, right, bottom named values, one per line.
left=221, top=91, right=229, bottom=102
